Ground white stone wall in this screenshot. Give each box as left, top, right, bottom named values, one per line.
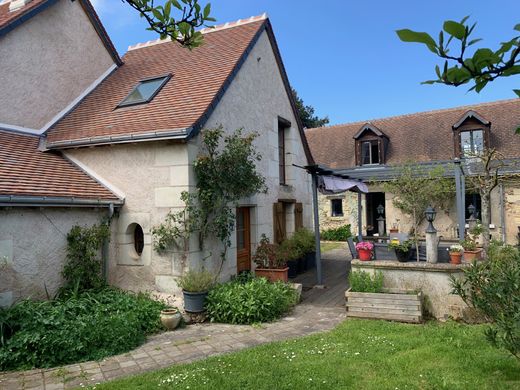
left=0, top=0, right=114, bottom=129
left=0, top=207, right=106, bottom=306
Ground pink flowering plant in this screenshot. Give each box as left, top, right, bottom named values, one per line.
left=355, top=241, right=374, bottom=251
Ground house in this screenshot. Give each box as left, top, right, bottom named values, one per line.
left=0, top=0, right=313, bottom=306
left=306, top=99, right=520, bottom=245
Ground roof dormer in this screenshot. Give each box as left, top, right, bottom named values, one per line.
left=453, top=110, right=491, bottom=158
left=353, top=123, right=389, bottom=166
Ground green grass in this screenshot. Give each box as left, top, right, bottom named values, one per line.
left=320, top=241, right=344, bottom=252
left=88, top=319, right=519, bottom=390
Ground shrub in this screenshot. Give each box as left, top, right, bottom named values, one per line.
left=252, top=235, right=285, bottom=269
left=205, top=277, right=297, bottom=324
left=320, top=225, right=352, bottom=241
left=277, top=237, right=304, bottom=263
left=349, top=270, right=384, bottom=293
left=177, top=269, right=215, bottom=292
left=451, top=241, right=520, bottom=360
left=292, top=228, right=316, bottom=255
left=0, top=288, right=166, bottom=370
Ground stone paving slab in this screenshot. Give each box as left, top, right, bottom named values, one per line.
left=0, top=304, right=345, bottom=389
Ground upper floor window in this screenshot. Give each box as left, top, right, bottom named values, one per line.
left=118, top=74, right=171, bottom=108
left=460, top=129, right=484, bottom=156
left=354, top=123, right=388, bottom=166
left=331, top=199, right=343, bottom=217
left=278, top=117, right=291, bottom=185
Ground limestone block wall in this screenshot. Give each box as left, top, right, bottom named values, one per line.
left=0, top=207, right=105, bottom=307
left=504, top=184, right=520, bottom=245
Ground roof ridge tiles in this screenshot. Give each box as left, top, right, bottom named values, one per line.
left=305, top=97, right=520, bottom=132
left=127, top=13, right=268, bottom=52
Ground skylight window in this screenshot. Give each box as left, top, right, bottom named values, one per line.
left=118, top=75, right=171, bottom=107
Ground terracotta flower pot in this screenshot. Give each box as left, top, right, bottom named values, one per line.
left=463, top=249, right=482, bottom=262
left=160, top=309, right=182, bottom=330
left=449, top=252, right=463, bottom=264
left=255, top=267, right=289, bottom=282
left=358, top=248, right=373, bottom=261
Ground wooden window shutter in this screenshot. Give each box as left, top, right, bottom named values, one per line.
left=273, top=202, right=286, bottom=244
left=294, top=202, right=303, bottom=231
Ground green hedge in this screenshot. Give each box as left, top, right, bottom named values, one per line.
left=205, top=276, right=297, bottom=324
left=0, top=289, right=166, bottom=370
left=320, top=224, right=352, bottom=241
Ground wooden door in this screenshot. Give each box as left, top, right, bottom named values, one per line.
left=236, top=207, right=251, bottom=273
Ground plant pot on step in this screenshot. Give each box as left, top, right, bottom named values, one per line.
left=287, top=260, right=298, bottom=278
left=449, top=252, right=463, bottom=264
left=395, top=249, right=411, bottom=263
left=183, top=290, right=208, bottom=313
left=463, top=249, right=482, bottom=262
left=160, top=308, right=182, bottom=330
left=357, top=249, right=373, bottom=261
left=296, top=257, right=306, bottom=274
left=255, top=267, right=289, bottom=282
left=306, top=251, right=316, bottom=269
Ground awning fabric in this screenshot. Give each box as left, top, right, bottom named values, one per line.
left=318, top=176, right=369, bottom=194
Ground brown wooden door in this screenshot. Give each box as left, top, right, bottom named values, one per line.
left=236, top=207, right=251, bottom=273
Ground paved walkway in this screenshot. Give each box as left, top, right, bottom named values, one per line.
left=0, top=304, right=346, bottom=390
left=294, top=247, right=351, bottom=307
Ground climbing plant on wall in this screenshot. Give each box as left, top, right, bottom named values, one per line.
left=152, top=126, right=267, bottom=274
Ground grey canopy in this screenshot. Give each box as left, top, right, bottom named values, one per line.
left=318, top=175, right=369, bottom=195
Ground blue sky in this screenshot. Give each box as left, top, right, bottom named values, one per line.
left=92, top=0, right=519, bottom=125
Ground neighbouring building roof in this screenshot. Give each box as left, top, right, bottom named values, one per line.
left=306, top=98, right=520, bottom=169
left=44, top=14, right=314, bottom=165
left=0, top=0, right=121, bottom=64
left=0, top=130, right=122, bottom=205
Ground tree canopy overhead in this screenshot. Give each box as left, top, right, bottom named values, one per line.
left=292, top=88, right=329, bottom=129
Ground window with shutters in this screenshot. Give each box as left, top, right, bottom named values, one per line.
left=353, top=124, right=388, bottom=166
left=273, top=202, right=287, bottom=244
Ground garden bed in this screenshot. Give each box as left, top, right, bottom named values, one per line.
left=345, top=288, right=423, bottom=323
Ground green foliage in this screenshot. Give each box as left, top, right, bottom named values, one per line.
left=0, top=289, right=166, bottom=370
left=291, top=228, right=316, bottom=255
left=291, top=88, right=329, bottom=128
left=460, top=239, right=478, bottom=251
left=124, top=0, right=215, bottom=49
left=61, top=223, right=110, bottom=294
left=176, top=269, right=215, bottom=292
left=277, top=237, right=304, bottom=262
left=252, top=235, right=285, bottom=269
left=451, top=241, right=520, bottom=360
left=349, top=270, right=384, bottom=293
left=388, top=240, right=412, bottom=252
left=320, top=224, right=352, bottom=241
left=152, top=127, right=266, bottom=271
left=383, top=164, right=455, bottom=261
left=205, top=277, right=297, bottom=324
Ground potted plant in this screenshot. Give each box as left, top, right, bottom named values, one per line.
left=160, top=307, right=182, bottom=330
left=177, top=269, right=215, bottom=313
left=277, top=238, right=301, bottom=278
left=448, top=244, right=464, bottom=264
left=355, top=241, right=374, bottom=261
left=460, top=239, right=481, bottom=262
left=293, top=228, right=316, bottom=270
left=253, top=235, right=289, bottom=282
left=388, top=239, right=412, bottom=262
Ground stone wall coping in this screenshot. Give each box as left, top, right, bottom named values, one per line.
left=351, top=259, right=469, bottom=273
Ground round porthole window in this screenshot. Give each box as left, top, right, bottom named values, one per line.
left=133, top=224, right=144, bottom=256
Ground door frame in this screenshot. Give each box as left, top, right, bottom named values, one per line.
left=236, top=207, right=252, bottom=273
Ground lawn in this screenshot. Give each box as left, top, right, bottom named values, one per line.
left=89, top=319, right=519, bottom=390
left=320, top=241, right=344, bottom=252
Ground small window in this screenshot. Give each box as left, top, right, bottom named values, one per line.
left=118, top=75, right=171, bottom=107
left=361, top=140, right=380, bottom=165
left=460, top=129, right=484, bottom=156
left=133, top=224, right=144, bottom=256
left=331, top=199, right=343, bottom=217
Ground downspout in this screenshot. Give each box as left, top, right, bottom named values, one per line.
left=311, top=173, right=323, bottom=286
left=102, top=203, right=114, bottom=282
left=357, top=192, right=363, bottom=242
left=499, top=183, right=506, bottom=242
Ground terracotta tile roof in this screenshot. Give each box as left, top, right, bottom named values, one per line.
left=46, top=16, right=268, bottom=147
left=306, top=99, right=520, bottom=169
left=0, top=130, right=121, bottom=202
left=0, top=0, right=47, bottom=30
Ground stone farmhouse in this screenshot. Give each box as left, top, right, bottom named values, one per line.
left=0, top=0, right=313, bottom=306
left=306, top=99, right=520, bottom=245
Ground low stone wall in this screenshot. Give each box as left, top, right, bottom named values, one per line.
left=351, top=260, right=472, bottom=321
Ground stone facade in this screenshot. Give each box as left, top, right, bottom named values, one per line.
left=0, top=207, right=106, bottom=306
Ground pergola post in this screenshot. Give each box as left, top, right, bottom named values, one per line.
left=357, top=192, right=363, bottom=242
left=311, top=172, right=323, bottom=286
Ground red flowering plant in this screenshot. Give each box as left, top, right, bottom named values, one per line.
left=355, top=241, right=374, bottom=251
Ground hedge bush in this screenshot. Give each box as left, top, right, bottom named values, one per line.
left=320, top=224, right=352, bottom=241
left=205, top=276, right=297, bottom=324
left=0, top=288, right=166, bottom=370
left=348, top=270, right=384, bottom=293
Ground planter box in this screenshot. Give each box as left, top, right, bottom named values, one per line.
left=345, top=288, right=423, bottom=323
left=255, top=267, right=289, bottom=282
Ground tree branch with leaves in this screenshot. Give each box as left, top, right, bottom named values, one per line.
left=123, top=0, right=215, bottom=49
